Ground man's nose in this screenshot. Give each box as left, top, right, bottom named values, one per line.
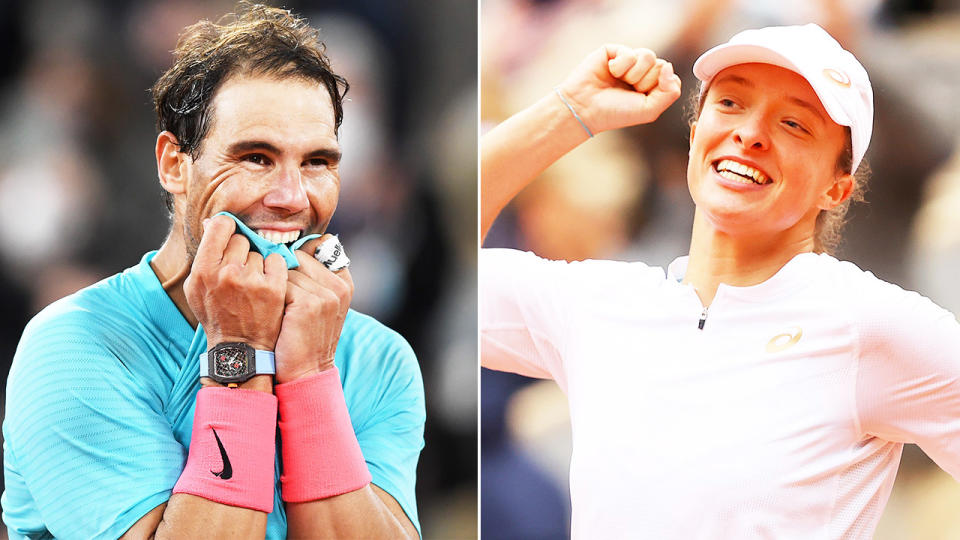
left=262, top=164, right=309, bottom=213
left=733, top=114, right=770, bottom=151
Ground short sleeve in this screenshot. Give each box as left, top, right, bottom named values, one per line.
left=2, top=312, right=184, bottom=539
left=854, top=281, right=960, bottom=479
left=480, top=249, right=571, bottom=385
left=339, top=315, right=425, bottom=538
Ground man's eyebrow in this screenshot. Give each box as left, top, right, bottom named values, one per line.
left=226, top=140, right=282, bottom=156
left=306, top=147, right=342, bottom=162
left=226, top=140, right=342, bottom=161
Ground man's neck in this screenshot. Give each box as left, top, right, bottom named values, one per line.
left=150, top=222, right=198, bottom=329
left=682, top=211, right=816, bottom=307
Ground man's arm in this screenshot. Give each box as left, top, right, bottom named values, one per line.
left=121, top=495, right=265, bottom=540
left=481, top=45, right=681, bottom=239
left=271, top=241, right=422, bottom=537
left=125, top=486, right=418, bottom=540
left=3, top=330, right=273, bottom=540
left=120, top=217, right=288, bottom=539
left=285, top=485, right=418, bottom=539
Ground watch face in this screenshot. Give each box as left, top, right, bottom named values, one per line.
left=214, top=346, right=249, bottom=379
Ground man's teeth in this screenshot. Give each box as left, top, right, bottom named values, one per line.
left=256, top=229, right=301, bottom=244
left=715, top=159, right=769, bottom=185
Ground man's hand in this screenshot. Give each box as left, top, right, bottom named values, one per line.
left=558, top=44, right=682, bottom=135
left=274, top=234, right=354, bottom=384
left=184, top=214, right=288, bottom=353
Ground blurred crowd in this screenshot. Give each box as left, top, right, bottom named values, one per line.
left=481, top=0, right=960, bottom=538
left=0, top=0, right=477, bottom=538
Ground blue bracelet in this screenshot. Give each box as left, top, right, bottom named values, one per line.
left=554, top=86, right=594, bottom=138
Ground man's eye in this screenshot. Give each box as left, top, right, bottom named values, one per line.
left=305, top=158, right=329, bottom=167
left=246, top=154, right=270, bottom=165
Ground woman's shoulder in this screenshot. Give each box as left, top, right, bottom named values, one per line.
left=481, top=247, right=667, bottom=285
left=810, top=253, right=957, bottom=329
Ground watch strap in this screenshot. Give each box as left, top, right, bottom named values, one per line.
left=199, top=349, right=276, bottom=378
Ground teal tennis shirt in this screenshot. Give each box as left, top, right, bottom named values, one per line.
left=2, top=251, right=425, bottom=539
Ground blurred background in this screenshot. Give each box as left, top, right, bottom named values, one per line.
left=481, top=0, right=960, bottom=538
left=0, top=0, right=477, bottom=538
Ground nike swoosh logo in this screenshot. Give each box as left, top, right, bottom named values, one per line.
left=210, top=428, right=233, bottom=480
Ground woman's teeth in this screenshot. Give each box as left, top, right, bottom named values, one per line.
left=256, top=229, right=301, bottom=244
left=715, top=159, right=769, bottom=185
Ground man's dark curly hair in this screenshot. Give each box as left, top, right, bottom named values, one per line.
left=151, top=2, right=349, bottom=212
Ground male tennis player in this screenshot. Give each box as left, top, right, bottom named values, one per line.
left=2, top=4, right=423, bottom=539
left=482, top=24, right=960, bottom=538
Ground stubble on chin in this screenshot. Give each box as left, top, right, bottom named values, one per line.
left=182, top=210, right=201, bottom=262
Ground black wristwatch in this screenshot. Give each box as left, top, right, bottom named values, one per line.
left=199, top=342, right=277, bottom=385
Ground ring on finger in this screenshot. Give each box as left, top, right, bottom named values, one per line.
left=314, top=235, right=350, bottom=271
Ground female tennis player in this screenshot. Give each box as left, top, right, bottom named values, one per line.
left=481, top=24, right=960, bottom=538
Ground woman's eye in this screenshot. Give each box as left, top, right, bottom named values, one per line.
left=719, top=98, right=736, bottom=107
left=784, top=120, right=808, bottom=133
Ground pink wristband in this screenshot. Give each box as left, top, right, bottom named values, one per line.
left=173, top=387, right=277, bottom=513
left=276, top=367, right=371, bottom=502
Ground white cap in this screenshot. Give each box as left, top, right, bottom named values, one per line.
left=693, top=24, right=873, bottom=173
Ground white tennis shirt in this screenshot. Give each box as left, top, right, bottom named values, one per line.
left=481, top=248, right=960, bottom=539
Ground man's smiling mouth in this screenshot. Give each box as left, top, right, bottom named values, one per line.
left=713, top=159, right=771, bottom=185
left=254, top=229, right=302, bottom=245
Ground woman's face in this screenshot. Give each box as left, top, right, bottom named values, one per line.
left=686, top=63, right=852, bottom=241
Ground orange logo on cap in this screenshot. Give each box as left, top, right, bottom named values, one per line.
left=823, top=68, right=851, bottom=88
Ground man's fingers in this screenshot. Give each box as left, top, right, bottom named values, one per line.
left=292, top=233, right=351, bottom=276
left=284, top=277, right=306, bottom=304
left=288, top=258, right=353, bottom=299
left=286, top=271, right=348, bottom=317
left=245, top=250, right=265, bottom=274
left=335, top=266, right=354, bottom=294
left=193, top=215, right=236, bottom=267
left=294, top=234, right=332, bottom=259
left=222, top=233, right=252, bottom=265
left=287, top=267, right=323, bottom=293
left=263, top=252, right=288, bottom=280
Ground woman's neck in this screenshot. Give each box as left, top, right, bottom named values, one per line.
left=683, top=211, right=816, bottom=307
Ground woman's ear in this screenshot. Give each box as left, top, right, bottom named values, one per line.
left=689, top=121, right=697, bottom=154
left=819, top=172, right=854, bottom=210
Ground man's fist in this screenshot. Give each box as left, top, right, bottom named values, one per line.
left=557, top=44, right=682, bottom=135
left=184, top=214, right=288, bottom=352
left=273, top=234, right=353, bottom=384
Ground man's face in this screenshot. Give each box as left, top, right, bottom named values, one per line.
left=686, top=63, right=850, bottom=239
left=180, top=74, right=341, bottom=258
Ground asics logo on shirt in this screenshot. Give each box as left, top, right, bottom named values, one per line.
left=210, top=428, right=233, bottom=480
left=766, top=327, right=803, bottom=353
